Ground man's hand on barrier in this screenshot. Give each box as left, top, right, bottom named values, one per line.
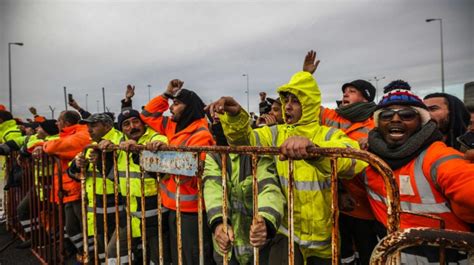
left=89, top=151, right=100, bottom=164
left=75, top=153, right=87, bottom=169
left=165, top=79, right=184, bottom=97
left=32, top=146, right=43, bottom=159
left=119, top=140, right=139, bottom=152
left=250, top=215, right=267, bottom=248
left=205, top=96, right=242, bottom=120
left=465, top=149, right=474, bottom=162
left=302, top=50, right=320, bottom=75
left=358, top=137, right=369, bottom=151
left=214, top=223, right=234, bottom=253
left=97, top=140, right=114, bottom=151
left=146, top=141, right=167, bottom=152
left=279, top=136, right=317, bottom=161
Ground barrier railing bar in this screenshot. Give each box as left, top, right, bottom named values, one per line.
left=55, top=157, right=65, bottom=265
left=197, top=152, right=205, bottom=265
left=112, top=150, right=121, bottom=265
left=251, top=153, right=259, bottom=265
left=287, top=158, right=295, bottom=265
left=80, top=153, right=89, bottom=264
left=175, top=174, right=183, bottom=265
left=156, top=173, right=164, bottom=265
left=220, top=153, right=229, bottom=265
left=91, top=163, right=99, bottom=265
left=101, top=151, right=109, bottom=264
left=141, top=168, right=148, bottom=265
left=125, top=151, right=133, bottom=265
left=330, top=158, right=339, bottom=265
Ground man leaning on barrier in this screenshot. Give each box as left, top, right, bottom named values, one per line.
left=364, top=88, right=474, bottom=264
left=206, top=51, right=367, bottom=265
left=105, top=108, right=170, bottom=264
left=68, top=113, right=123, bottom=263
left=141, top=79, right=216, bottom=265
left=203, top=135, right=285, bottom=264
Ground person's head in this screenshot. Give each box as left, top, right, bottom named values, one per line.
left=0, top=104, right=5, bottom=111
left=0, top=110, right=13, bottom=124
left=383, top=80, right=411, bottom=94
left=467, top=105, right=474, bottom=132
left=259, top=92, right=267, bottom=101
left=267, top=97, right=284, bottom=124
left=57, top=110, right=81, bottom=131
left=79, top=113, right=114, bottom=142
left=37, top=119, right=59, bottom=139
left=118, top=108, right=146, bottom=141
left=23, top=123, right=39, bottom=136
left=423, top=95, right=450, bottom=133
left=340, top=80, right=375, bottom=106
left=277, top=71, right=321, bottom=126
left=170, top=88, right=206, bottom=132
left=374, top=89, right=431, bottom=148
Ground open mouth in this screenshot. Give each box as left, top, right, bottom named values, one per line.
left=388, top=126, right=406, bottom=139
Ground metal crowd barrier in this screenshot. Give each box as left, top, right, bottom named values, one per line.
left=78, top=144, right=400, bottom=265
left=3, top=151, right=66, bottom=264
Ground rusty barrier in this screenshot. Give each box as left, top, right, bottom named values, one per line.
left=370, top=228, right=474, bottom=264
left=3, top=151, right=66, bottom=264
left=78, top=144, right=400, bottom=265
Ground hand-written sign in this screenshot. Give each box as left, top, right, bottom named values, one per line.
left=140, top=151, right=198, bottom=176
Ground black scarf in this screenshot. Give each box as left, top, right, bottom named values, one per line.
left=173, top=89, right=206, bottom=133
left=336, top=102, right=377, bottom=122
left=368, top=121, right=443, bottom=170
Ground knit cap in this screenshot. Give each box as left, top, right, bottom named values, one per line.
left=383, top=80, right=411, bottom=94
left=117, top=108, right=142, bottom=130
left=39, top=119, right=59, bottom=136
left=341, top=80, right=376, bottom=102
left=374, top=89, right=431, bottom=126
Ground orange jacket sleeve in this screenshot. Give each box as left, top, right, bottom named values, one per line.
left=43, top=129, right=91, bottom=160
left=428, top=143, right=474, bottom=222
left=186, top=128, right=215, bottom=160
left=141, top=95, right=170, bottom=135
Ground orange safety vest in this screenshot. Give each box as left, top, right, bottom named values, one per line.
left=364, top=141, right=473, bottom=231
left=43, top=124, right=91, bottom=203
left=320, top=107, right=375, bottom=220
left=141, top=95, right=215, bottom=212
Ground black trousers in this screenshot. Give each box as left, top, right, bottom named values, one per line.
left=268, top=233, right=332, bottom=265
left=64, top=200, right=83, bottom=252
left=167, top=210, right=215, bottom=265
left=339, top=213, right=378, bottom=265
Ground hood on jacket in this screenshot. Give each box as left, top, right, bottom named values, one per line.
left=277, top=71, right=321, bottom=126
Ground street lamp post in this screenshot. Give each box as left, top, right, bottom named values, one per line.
left=242, top=74, right=249, bottom=112
left=8, top=42, right=24, bottom=113
left=369, top=76, right=385, bottom=100
left=426, top=18, right=445, bottom=93
left=85, top=93, right=89, bottom=111
left=148, top=84, right=151, bottom=102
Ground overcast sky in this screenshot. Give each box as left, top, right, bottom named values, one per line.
left=1, top=0, right=473, bottom=119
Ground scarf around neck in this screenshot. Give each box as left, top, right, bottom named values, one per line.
left=336, top=102, right=377, bottom=122
left=368, top=121, right=443, bottom=170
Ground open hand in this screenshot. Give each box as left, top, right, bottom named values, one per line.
left=125, top=85, right=135, bottom=100
left=302, top=50, right=320, bottom=75
left=165, top=79, right=184, bottom=97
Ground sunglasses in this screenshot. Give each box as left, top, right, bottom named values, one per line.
left=379, top=108, right=419, bottom=121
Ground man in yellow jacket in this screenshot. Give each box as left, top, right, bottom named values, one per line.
left=206, top=51, right=366, bottom=264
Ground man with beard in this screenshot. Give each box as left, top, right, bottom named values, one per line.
left=141, top=79, right=215, bottom=265
left=423, top=93, right=470, bottom=151
left=365, top=89, right=474, bottom=263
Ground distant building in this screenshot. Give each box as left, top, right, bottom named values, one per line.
left=465, top=82, right=474, bottom=106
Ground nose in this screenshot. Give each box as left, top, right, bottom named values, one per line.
left=391, top=112, right=402, bottom=122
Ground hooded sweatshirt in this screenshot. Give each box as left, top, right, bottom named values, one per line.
left=220, top=71, right=366, bottom=259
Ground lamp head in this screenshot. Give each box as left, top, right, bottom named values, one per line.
left=426, top=18, right=440, bottom=22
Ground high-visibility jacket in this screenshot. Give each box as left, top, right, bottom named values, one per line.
left=203, top=153, right=285, bottom=264
left=84, top=127, right=124, bottom=236
left=219, top=71, right=367, bottom=259
left=117, top=126, right=168, bottom=237
left=141, top=95, right=215, bottom=213
left=43, top=124, right=91, bottom=203
left=364, top=141, right=474, bottom=231
left=0, top=119, right=24, bottom=147
left=320, top=107, right=374, bottom=220
left=27, top=134, right=60, bottom=201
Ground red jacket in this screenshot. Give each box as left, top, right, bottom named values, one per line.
left=141, top=95, right=215, bottom=212
left=43, top=124, right=91, bottom=203
left=364, top=141, right=474, bottom=231
left=320, top=107, right=375, bottom=220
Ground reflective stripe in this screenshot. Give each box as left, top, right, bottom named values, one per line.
left=354, top=127, right=370, bottom=134
left=231, top=198, right=251, bottom=216
left=258, top=178, right=279, bottom=192
left=269, top=125, right=278, bottom=146
left=160, top=183, right=198, bottom=201
left=74, top=240, right=84, bottom=249
left=20, top=220, right=32, bottom=226
left=414, top=150, right=436, bottom=204
left=179, top=127, right=208, bottom=146
left=235, top=245, right=253, bottom=256
left=69, top=232, right=83, bottom=242
left=324, top=127, right=338, bottom=141
left=98, top=253, right=106, bottom=259
left=203, top=175, right=221, bottom=185
left=24, top=227, right=32, bottom=233
left=341, top=254, right=356, bottom=263
left=87, top=205, right=124, bottom=214
left=278, top=226, right=331, bottom=248
left=259, top=206, right=282, bottom=222
left=253, top=130, right=261, bottom=146
left=131, top=209, right=158, bottom=218
left=429, top=154, right=464, bottom=191
left=141, top=109, right=163, bottom=118
left=279, top=176, right=331, bottom=191
left=207, top=206, right=223, bottom=220
left=326, top=119, right=351, bottom=130
left=118, top=171, right=144, bottom=179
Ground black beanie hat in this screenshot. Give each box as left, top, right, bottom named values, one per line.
left=118, top=108, right=143, bottom=130
left=39, top=119, right=59, bottom=136
left=341, top=80, right=376, bottom=102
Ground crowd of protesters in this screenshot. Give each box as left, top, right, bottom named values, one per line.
left=0, top=50, right=473, bottom=265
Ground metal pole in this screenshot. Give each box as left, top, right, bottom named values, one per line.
left=48, top=105, right=55, bottom=119
left=64, top=87, right=68, bottom=110
left=96, top=100, right=99, bottom=112
left=148, top=84, right=151, bottom=102
left=8, top=42, right=23, bottom=113
left=85, top=93, right=89, bottom=111
left=440, top=19, right=445, bottom=93
left=369, top=76, right=385, bottom=100
left=243, top=74, right=249, bottom=112
left=102, top=87, right=106, bottom=112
